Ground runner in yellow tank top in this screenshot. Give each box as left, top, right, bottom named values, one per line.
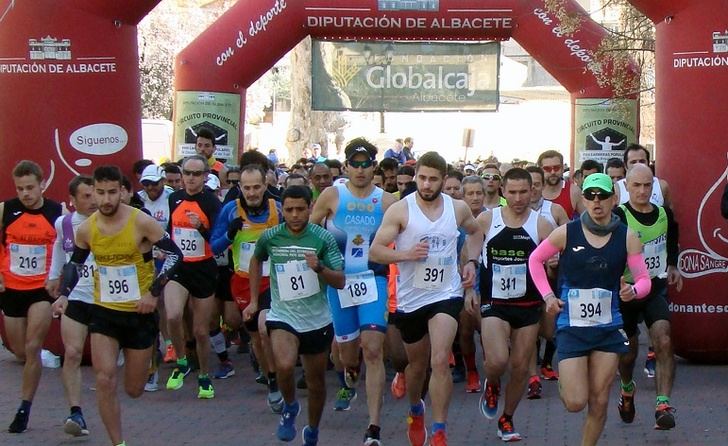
left=58, top=166, right=183, bottom=446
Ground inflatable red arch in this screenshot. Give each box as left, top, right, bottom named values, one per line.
left=1, top=0, right=728, bottom=361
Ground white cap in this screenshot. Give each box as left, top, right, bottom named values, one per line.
left=311, top=143, right=322, bottom=150
left=205, top=174, right=220, bottom=191
left=464, top=164, right=476, bottom=172
left=140, top=165, right=164, bottom=183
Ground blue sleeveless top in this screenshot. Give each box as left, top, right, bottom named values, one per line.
left=556, top=220, right=627, bottom=330
left=325, top=182, right=387, bottom=276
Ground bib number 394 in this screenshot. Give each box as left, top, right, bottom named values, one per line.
left=413, top=256, right=453, bottom=291
left=337, top=270, right=377, bottom=308
left=275, top=260, right=320, bottom=302
left=9, top=244, right=47, bottom=276
left=99, top=265, right=141, bottom=303
left=567, top=288, right=612, bottom=327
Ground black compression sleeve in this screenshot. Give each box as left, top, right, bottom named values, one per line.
left=60, top=246, right=91, bottom=297
left=150, top=233, right=183, bottom=297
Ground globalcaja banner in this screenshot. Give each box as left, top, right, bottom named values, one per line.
left=574, top=98, right=638, bottom=166
left=312, top=40, right=499, bottom=112
left=173, top=91, right=241, bottom=163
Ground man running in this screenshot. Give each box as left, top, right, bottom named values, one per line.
left=472, top=168, right=554, bottom=442
left=1, top=160, right=62, bottom=433
left=370, top=151, right=482, bottom=446
left=481, top=164, right=507, bottom=209
left=164, top=155, right=221, bottom=398
left=48, top=175, right=97, bottom=436
left=613, top=163, right=681, bottom=430
left=59, top=165, right=183, bottom=446
left=529, top=173, right=651, bottom=446
left=310, top=137, right=396, bottom=445
left=195, top=127, right=228, bottom=181
left=243, top=185, right=344, bottom=446
left=211, top=163, right=283, bottom=412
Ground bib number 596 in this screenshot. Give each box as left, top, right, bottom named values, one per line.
left=107, top=279, right=129, bottom=295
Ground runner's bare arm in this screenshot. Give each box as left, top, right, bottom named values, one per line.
left=370, top=200, right=418, bottom=264
left=551, top=202, right=570, bottom=227
left=456, top=200, right=483, bottom=288
left=571, top=182, right=585, bottom=214
left=309, top=186, right=335, bottom=225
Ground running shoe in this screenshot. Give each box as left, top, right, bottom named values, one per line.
left=197, top=376, right=215, bottom=399
left=302, top=424, right=318, bottom=446
left=144, top=370, right=159, bottom=392
left=255, top=371, right=268, bottom=385
left=406, top=399, right=427, bottom=446
left=212, top=360, right=235, bottom=379
left=497, top=416, right=522, bottom=442
left=391, top=372, right=407, bottom=400
left=363, top=425, right=381, bottom=446
left=277, top=401, right=300, bottom=441
left=333, top=387, right=357, bottom=411
left=8, top=409, right=28, bottom=433
left=166, top=366, right=190, bottom=390
left=430, top=429, right=448, bottom=446
left=654, top=403, right=676, bottom=430
left=479, top=379, right=500, bottom=419
left=345, top=366, right=360, bottom=389
left=163, top=344, right=177, bottom=363
left=451, top=364, right=466, bottom=384
left=618, top=385, right=636, bottom=423
left=540, top=365, right=559, bottom=381
left=644, top=351, right=656, bottom=378
left=267, top=390, right=284, bottom=414
left=64, top=412, right=89, bottom=436
left=466, top=370, right=482, bottom=393
left=527, top=375, right=542, bottom=400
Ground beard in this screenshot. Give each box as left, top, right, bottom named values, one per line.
left=545, top=175, right=562, bottom=186
left=417, top=184, right=443, bottom=202
left=99, top=201, right=120, bottom=216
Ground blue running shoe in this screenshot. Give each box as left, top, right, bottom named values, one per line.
left=64, top=412, right=89, bottom=436
left=302, top=425, right=319, bottom=446
left=277, top=401, right=300, bottom=442
left=479, top=379, right=500, bottom=420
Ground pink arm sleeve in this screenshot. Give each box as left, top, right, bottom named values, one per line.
left=627, top=253, right=652, bottom=299
left=529, top=238, right=560, bottom=299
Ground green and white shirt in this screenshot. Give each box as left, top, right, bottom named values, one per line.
left=255, top=223, right=343, bottom=332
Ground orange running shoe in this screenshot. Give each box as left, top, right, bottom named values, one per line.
left=163, top=344, right=177, bottom=363
left=465, top=370, right=482, bottom=393
left=391, top=372, right=407, bottom=400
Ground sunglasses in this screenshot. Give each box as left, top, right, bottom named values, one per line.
left=141, top=180, right=161, bottom=187
left=482, top=174, right=501, bottom=181
left=182, top=169, right=205, bottom=177
left=583, top=189, right=613, bottom=201
left=542, top=165, right=561, bottom=173
left=348, top=159, right=374, bottom=169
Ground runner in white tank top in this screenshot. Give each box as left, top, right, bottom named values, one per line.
left=370, top=152, right=483, bottom=446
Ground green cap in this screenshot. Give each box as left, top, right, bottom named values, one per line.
left=581, top=172, right=613, bottom=193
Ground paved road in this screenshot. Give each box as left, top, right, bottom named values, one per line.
left=1, top=334, right=727, bottom=446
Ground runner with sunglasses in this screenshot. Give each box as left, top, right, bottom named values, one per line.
left=529, top=173, right=651, bottom=446
left=164, top=155, right=222, bottom=398
left=480, top=164, right=507, bottom=210
left=310, top=138, right=397, bottom=445
left=537, top=150, right=583, bottom=219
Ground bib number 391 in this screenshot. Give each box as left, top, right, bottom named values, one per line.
left=337, top=270, right=377, bottom=308
left=275, top=260, right=320, bottom=302
left=413, top=256, right=453, bottom=291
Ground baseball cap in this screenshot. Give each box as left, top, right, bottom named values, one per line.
left=140, top=165, right=164, bottom=183
left=345, top=145, right=375, bottom=161
left=205, top=175, right=220, bottom=191
left=581, top=172, right=613, bottom=193
left=311, top=143, right=322, bottom=150
left=464, top=164, right=476, bottom=172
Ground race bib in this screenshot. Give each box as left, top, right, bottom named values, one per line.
left=237, top=242, right=270, bottom=276
left=99, top=265, right=141, bottom=303
left=337, top=270, right=377, bottom=308
left=644, top=240, right=667, bottom=279
left=275, top=260, right=320, bottom=301
left=214, top=250, right=229, bottom=267
left=77, top=258, right=96, bottom=288
left=413, top=255, right=454, bottom=291
left=567, top=288, right=612, bottom=327
left=9, top=244, right=47, bottom=276
left=174, top=227, right=204, bottom=258
left=491, top=263, right=527, bottom=299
